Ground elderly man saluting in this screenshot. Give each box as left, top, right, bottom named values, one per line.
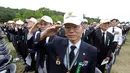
left=30, top=12, right=97, bottom=73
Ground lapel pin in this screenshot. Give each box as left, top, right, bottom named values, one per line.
left=83, top=53, right=85, bottom=55
left=56, top=56, right=61, bottom=65
left=82, top=60, right=88, bottom=66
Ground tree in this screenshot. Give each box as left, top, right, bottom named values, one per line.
left=0, top=7, right=16, bottom=23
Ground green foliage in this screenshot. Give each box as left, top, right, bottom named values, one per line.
left=84, top=17, right=100, bottom=24
left=0, top=7, right=16, bottom=23
left=0, top=6, right=100, bottom=23
left=0, top=7, right=64, bottom=23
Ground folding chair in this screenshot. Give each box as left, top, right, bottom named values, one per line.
left=0, top=55, right=12, bottom=71
left=0, top=45, right=7, bottom=51
left=0, top=49, right=11, bottom=59
left=0, top=63, right=16, bottom=73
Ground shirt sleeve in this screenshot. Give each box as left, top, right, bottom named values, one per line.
left=118, top=29, right=122, bottom=45
left=27, top=33, right=33, bottom=40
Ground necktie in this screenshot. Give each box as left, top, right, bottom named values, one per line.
left=101, top=32, right=105, bottom=45
left=69, top=45, right=76, bottom=65
left=112, top=27, right=115, bottom=33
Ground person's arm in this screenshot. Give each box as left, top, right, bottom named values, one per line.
left=117, top=29, right=122, bottom=48
left=40, top=25, right=62, bottom=40
left=106, top=34, right=114, bottom=60
left=88, top=47, right=97, bottom=73
left=27, top=23, right=39, bottom=40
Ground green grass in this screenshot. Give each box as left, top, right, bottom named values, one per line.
left=111, top=33, right=130, bottom=73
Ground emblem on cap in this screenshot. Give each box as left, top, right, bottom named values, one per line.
left=68, top=12, right=72, bottom=16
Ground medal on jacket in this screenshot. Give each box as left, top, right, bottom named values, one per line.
left=56, top=56, right=61, bottom=65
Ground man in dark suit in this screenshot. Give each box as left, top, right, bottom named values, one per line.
left=26, top=16, right=55, bottom=73
left=89, top=19, right=114, bottom=73
left=56, top=21, right=66, bottom=38
left=81, top=19, right=95, bottom=44
left=29, top=12, right=97, bottom=73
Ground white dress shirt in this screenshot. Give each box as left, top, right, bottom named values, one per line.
left=64, top=39, right=81, bottom=67
left=107, top=26, right=122, bottom=45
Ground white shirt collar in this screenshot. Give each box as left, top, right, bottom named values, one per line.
left=68, top=39, right=81, bottom=50
left=101, top=29, right=106, bottom=34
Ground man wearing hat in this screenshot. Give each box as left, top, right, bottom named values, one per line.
left=107, top=19, right=122, bottom=55
left=89, top=19, right=114, bottom=73
left=81, top=19, right=93, bottom=44
left=5, top=20, right=15, bottom=42
left=24, top=17, right=38, bottom=72
left=26, top=15, right=54, bottom=73
left=14, top=20, right=28, bottom=63
left=56, top=21, right=66, bottom=38
left=32, top=12, right=97, bottom=73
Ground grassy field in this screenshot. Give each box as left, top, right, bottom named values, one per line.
left=111, top=33, right=130, bottom=73
left=4, top=33, right=130, bottom=73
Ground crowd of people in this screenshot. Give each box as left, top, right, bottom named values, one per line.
left=0, top=12, right=130, bottom=73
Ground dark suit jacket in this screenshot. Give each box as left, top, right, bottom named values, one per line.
left=89, top=28, right=114, bottom=65
left=56, top=28, right=66, bottom=38
left=82, top=27, right=95, bottom=44
left=36, top=36, right=97, bottom=73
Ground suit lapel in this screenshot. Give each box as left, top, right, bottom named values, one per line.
left=77, top=40, right=88, bottom=63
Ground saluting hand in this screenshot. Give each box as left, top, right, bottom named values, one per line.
left=29, top=22, right=40, bottom=33
left=40, top=25, right=62, bottom=40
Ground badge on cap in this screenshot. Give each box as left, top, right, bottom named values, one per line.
left=68, top=12, right=72, bottom=16
left=56, top=56, right=61, bottom=65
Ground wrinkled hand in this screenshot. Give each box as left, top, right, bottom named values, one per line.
left=44, top=25, right=62, bottom=36
left=40, top=25, right=62, bottom=40
left=94, top=24, right=101, bottom=29
left=29, top=23, right=40, bottom=33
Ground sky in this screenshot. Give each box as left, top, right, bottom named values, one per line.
left=0, top=0, right=130, bottom=22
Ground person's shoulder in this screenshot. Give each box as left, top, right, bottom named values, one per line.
left=51, top=35, right=67, bottom=42
left=107, top=31, right=113, bottom=36
left=82, top=41, right=97, bottom=52
left=115, top=27, right=122, bottom=30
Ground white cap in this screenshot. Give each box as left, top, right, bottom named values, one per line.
left=126, top=23, right=129, bottom=26
left=7, top=20, right=15, bottom=24
left=93, top=22, right=97, bottom=24
left=4, top=22, right=6, bottom=24
left=117, top=23, right=121, bottom=26
left=15, top=20, right=24, bottom=25
left=41, top=15, right=53, bottom=24
left=82, top=19, right=88, bottom=23
left=122, top=23, right=125, bottom=25
left=27, top=17, right=37, bottom=24
left=57, top=21, right=62, bottom=24
left=64, top=12, right=83, bottom=25
left=100, top=19, right=110, bottom=24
